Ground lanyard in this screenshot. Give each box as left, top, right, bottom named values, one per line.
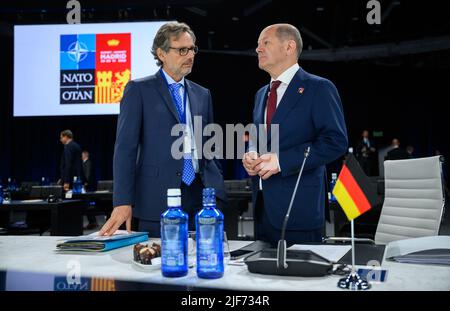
left=160, top=68, right=188, bottom=124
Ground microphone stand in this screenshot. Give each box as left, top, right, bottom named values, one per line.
left=337, top=220, right=371, bottom=290
left=277, top=147, right=310, bottom=269
left=244, top=146, right=334, bottom=277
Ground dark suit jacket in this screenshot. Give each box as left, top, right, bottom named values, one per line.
left=60, top=140, right=82, bottom=184
left=82, top=159, right=95, bottom=191
left=113, top=70, right=226, bottom=221
left=251, top=67, right=348, bottom=231
left=355, top=138, right=375, bottom=160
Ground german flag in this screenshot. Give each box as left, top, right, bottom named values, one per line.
left=332, top=154, right=378, bottom=221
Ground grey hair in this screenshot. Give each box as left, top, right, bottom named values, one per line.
left=151, top=22, right=196, bottom=66
left=275, top=24, right=303, bottom=59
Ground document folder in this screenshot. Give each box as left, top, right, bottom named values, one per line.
left=56, top=230, right=148, bottom=252
left=390, top=249, right=450, bottom=265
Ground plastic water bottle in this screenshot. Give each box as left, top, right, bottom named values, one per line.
left=41, top=177, right=49, bottom=186
left=329, top=173, right=338, bottom=203
left=73, top=176, right=82, bottom=194
left=196, top=187, right=224, bottom=279
left=161, top=188, right=188, bottom=277
left=7, top=177, right=17, bottom=192
left=6, top=178, right=11, bottom=192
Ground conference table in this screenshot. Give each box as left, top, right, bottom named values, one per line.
left=0, top=236, right=449, bottom=291
left=0, top=200, right=87, bottom=236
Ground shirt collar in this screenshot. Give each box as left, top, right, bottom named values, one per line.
left=161, top=68, right=185, bottom=87
left=271, top=63, right=300, bottom=86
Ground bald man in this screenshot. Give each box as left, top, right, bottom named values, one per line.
left=242, top=24, right=348, bottom=246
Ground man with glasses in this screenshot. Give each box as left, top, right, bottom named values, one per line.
left=100, top=22, right=226, bottom=237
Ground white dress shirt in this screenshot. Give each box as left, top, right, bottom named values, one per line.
left=263, top=63, right=300, bottom=125
left=161, top=69, right=199, bottom=173
left=258, top=63, right=300, bottom=189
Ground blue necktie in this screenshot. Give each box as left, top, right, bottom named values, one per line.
left=169, top=83, right=195, bottom=186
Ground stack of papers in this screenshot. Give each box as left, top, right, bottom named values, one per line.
left=385, top=236, right=450, bottom=266
left=56, top=230, right=148, bottom=252
left=390, top=249, right=450, bottom=265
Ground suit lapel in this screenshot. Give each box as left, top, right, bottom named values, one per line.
left=255, top=85, right=270, bottom=125
left=155, top=70, right=180, bottom=122
left=270, top=68, right=305, bottom=129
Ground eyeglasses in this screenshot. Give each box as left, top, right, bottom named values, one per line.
left=168, top=46, right=199, bottom=56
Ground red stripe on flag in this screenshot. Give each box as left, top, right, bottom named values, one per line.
left=338, top=165, right=372, bottom=214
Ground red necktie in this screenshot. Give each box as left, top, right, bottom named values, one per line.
left=266, top=80, right=281, bottom=131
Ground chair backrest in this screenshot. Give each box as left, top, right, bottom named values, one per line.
left=375, top=156, right=445, bottom=245
left=20, top=181, right=40, bottom=193
left=29, top=185, right=63, bottom=200
left=224, top=179, right=251, bottom=191
left=97, top=180, right=113, bottom=192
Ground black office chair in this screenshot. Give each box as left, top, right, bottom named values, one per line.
left=223, top=179, right=253, bottom=240
left=9, top=181, right=40, bottom=200
left=20, top=181, right=40, bottom=193
left=97, top=180, right=113, bottom=192
left=29, top=185, right=63, bottom=200
left=20, top=186, right=63, bottom=235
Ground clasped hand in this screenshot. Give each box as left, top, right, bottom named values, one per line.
left=242, top=151, right=280, bottom=180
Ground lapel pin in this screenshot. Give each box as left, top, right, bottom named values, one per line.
left=298, top=87, right=304, bottom=94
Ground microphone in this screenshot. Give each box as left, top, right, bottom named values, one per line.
left=244, top=146, right=334, bottom=277
left=277, top=146, right=310, bottom=269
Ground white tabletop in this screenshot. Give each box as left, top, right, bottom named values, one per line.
left=0, top=236, right=449, bottom=291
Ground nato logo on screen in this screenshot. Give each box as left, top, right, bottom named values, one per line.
left=60, top=33, right=131, bottom=105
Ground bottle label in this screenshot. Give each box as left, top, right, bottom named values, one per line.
left=163, top=218, right=180, bottom=225
left=162, top=224, right=185, bottom=267
left=198, top=217, right=216, bottom=225
left=198, top=224, right=219, bottom=267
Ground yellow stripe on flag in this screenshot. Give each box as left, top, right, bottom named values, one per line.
left=333, top=180, right=362, bottom=221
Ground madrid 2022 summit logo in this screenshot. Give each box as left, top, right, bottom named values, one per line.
left=60, top=33, right=131, bottom=104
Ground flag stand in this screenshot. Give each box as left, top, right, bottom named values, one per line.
left=337, top=220, right=371, bottom=290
